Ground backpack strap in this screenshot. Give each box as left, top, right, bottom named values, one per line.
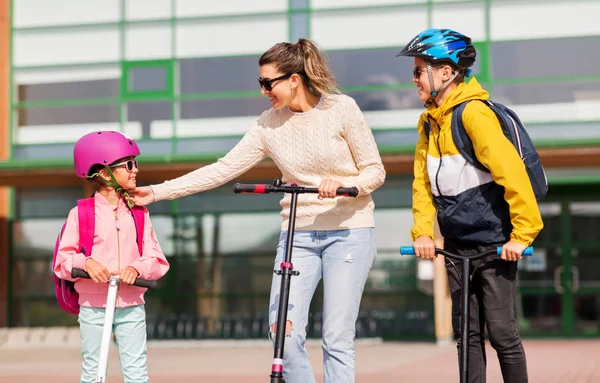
left=130, top=205, right=145, bottom=256
left=451, top=100, right=489, bottom=172
left=76, top=198, right=96, bottom=257
left=423, top=121, right=432, bottom=138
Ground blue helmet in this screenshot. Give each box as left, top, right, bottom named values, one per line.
left=397, top=28, right=476, bottom=69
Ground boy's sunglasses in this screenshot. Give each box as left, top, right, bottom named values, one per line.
left=258, top=73, right=293, bottom=92
left=413, top=66, right=427, bottom=79
left=110, top=159, right=138, bottom=172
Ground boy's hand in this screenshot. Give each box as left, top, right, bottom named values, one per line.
left=84, top=258, right=110, bottom=283
left=501, top=241, right=527, bottom=261
left=414, top=235, right=436, bottom=260
left=119, top=266, right=140, bottom=285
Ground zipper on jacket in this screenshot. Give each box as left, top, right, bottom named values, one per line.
left=115, top=209, right=121, bottom=307
left=428, top=116, right=445, bottom=199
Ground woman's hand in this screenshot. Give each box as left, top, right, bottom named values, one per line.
left=317, top=179, right=344, bottom=199
left=414, top=235, right=436, bottom=260
left=131, top=186, right=155, bottom=206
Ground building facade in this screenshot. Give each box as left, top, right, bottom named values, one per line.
left=0, top=0, right=598, bottom=340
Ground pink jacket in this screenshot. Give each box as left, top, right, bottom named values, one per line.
left=53, top=193, right=170, bottom=308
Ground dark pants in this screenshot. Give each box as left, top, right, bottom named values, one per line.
left=444, top=242, right=528, bottom=383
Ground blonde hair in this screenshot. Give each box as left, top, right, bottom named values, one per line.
left=259, top=38, right=340, bottom=96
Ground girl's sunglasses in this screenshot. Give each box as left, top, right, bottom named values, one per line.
left=257, top=73, right=293, bottom=92
left=109, top=159, right=138, bottom=172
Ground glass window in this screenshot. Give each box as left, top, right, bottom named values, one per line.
left=490, top=0, right=600, bottom=41
left=17, top=79, right=119, bottom=103
left=290, top=0, right=309, bottom=8
left=491, top=37, right=600, bottom=79
left=14, top=0, right=119, bottom=28
left=179, top=56, right=259, bottom=94
left=127, top=100, right=171, bottom=137
left=14, top=65, right=120, bottom=104
left=290, top=12, right=309, bottom=42
left=329, top=48, right=412, bottom=86
left=175, top=0, right=286, bottom=18
left=17, top=104, right=119, bottom=126
left=15, top=104, right=121, bottom=144
left=129, top=67, right=167, bottom=92
left=348, top=89, right=423, bottom=111
left=491, top=79, right=600, bottom=106
left=176, top=17, right=287, bottom=58
left=180, top=97, right=269, bottom=119
left=125, top=23, right=172, bottom=61
left=311, top=7, right=427, bottom=50
left=125, top=0, right=172, bottom=21
left=328, top=47, right=481, bottom=89
left=14, top=27, right=120, bottom=67
left=16, top=188, right=83, bottom=218
left=312, top=0, right=426, bottom=9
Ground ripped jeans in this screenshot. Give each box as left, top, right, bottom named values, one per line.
left=268, top=228, right=376, bottom=383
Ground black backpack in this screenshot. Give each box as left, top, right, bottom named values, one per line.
left=450, top=100, right=548, bottom=201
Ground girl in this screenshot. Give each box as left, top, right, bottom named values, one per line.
left=132, top=38, right=386, bottom=383
left=54, top=131, right=170, bottom=383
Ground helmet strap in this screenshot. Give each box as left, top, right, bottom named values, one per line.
left=87, top=166, right=135, bottom=208
left=424, top=62, right=459, bottom=107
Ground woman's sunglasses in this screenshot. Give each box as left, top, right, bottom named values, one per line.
left=109, top=159, right=138, bottom=172
left=258, top=73, right=293, bottom=92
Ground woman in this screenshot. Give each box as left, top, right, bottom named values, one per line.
left=397, top=29, right=542, bottom=382
left=133, top=38, right=385, bottom=383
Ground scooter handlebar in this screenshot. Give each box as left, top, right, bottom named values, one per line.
left=399, top=246, right=533, bottom=257
left=71, top=267, right=158, bottom=291
left=233, top=183, right=359, bottom=197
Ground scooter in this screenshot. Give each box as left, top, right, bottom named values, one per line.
left=399, top=245, right=533, bottom=383
left=71, top=267, right=158, bottom=383
left=233, top=179, right=358, bottom=383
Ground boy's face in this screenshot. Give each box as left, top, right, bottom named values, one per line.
left=107, top=156, right=138, bottom=191
left=412, top=57, right=450, bottom=104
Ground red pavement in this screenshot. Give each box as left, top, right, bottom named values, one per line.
left=0, top=339, right=598, bottom=382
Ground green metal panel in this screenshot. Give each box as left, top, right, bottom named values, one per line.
left=120, top=59, right=175, bottom=101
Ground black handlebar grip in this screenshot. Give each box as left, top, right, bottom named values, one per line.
left=233, top=183, right=269, bottom=194
left=71, top=267, right=90, bottom=279
left=336, top=187, right=359, bottom=197
left=71, top=267, right=158, bottom=291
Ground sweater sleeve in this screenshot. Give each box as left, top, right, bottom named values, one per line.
left=130, top=208, right=170, bottom=280
left=340, top=98, right=386, bottom=195
left=151, top=122, right=268, bottom=201
left=462, top=101, right=544, bottom=246
left=410, top=116, right=437, bottom=241
left=53, top=208, right=89, bottom=281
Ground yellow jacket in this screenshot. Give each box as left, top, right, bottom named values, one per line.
left=411, top=77, right=543, bottom=247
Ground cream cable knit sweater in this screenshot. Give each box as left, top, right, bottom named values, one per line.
left=151, top=94, right=386, bottom=230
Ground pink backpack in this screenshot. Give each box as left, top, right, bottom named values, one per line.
left=53, top=197, right=145, bottom=314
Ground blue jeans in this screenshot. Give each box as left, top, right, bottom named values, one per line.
left=268, top=228, right=376, bottom=383
left=79, top=305, right=148, bottom=383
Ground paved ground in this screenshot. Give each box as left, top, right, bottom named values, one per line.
left=0, top=339, right=598, bottom=382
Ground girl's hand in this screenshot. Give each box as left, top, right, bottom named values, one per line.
left=84, top=258, right=110, bottom=283
left=414, top=235, right=436, bottom=261
left=317, top=179, right=344, bottom=199
left=119, top=266, right=140, bottom=285
left=131, top=186, right=155, bottom=206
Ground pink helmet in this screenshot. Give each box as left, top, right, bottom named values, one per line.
left=73, top=131, right=140, bottom=178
